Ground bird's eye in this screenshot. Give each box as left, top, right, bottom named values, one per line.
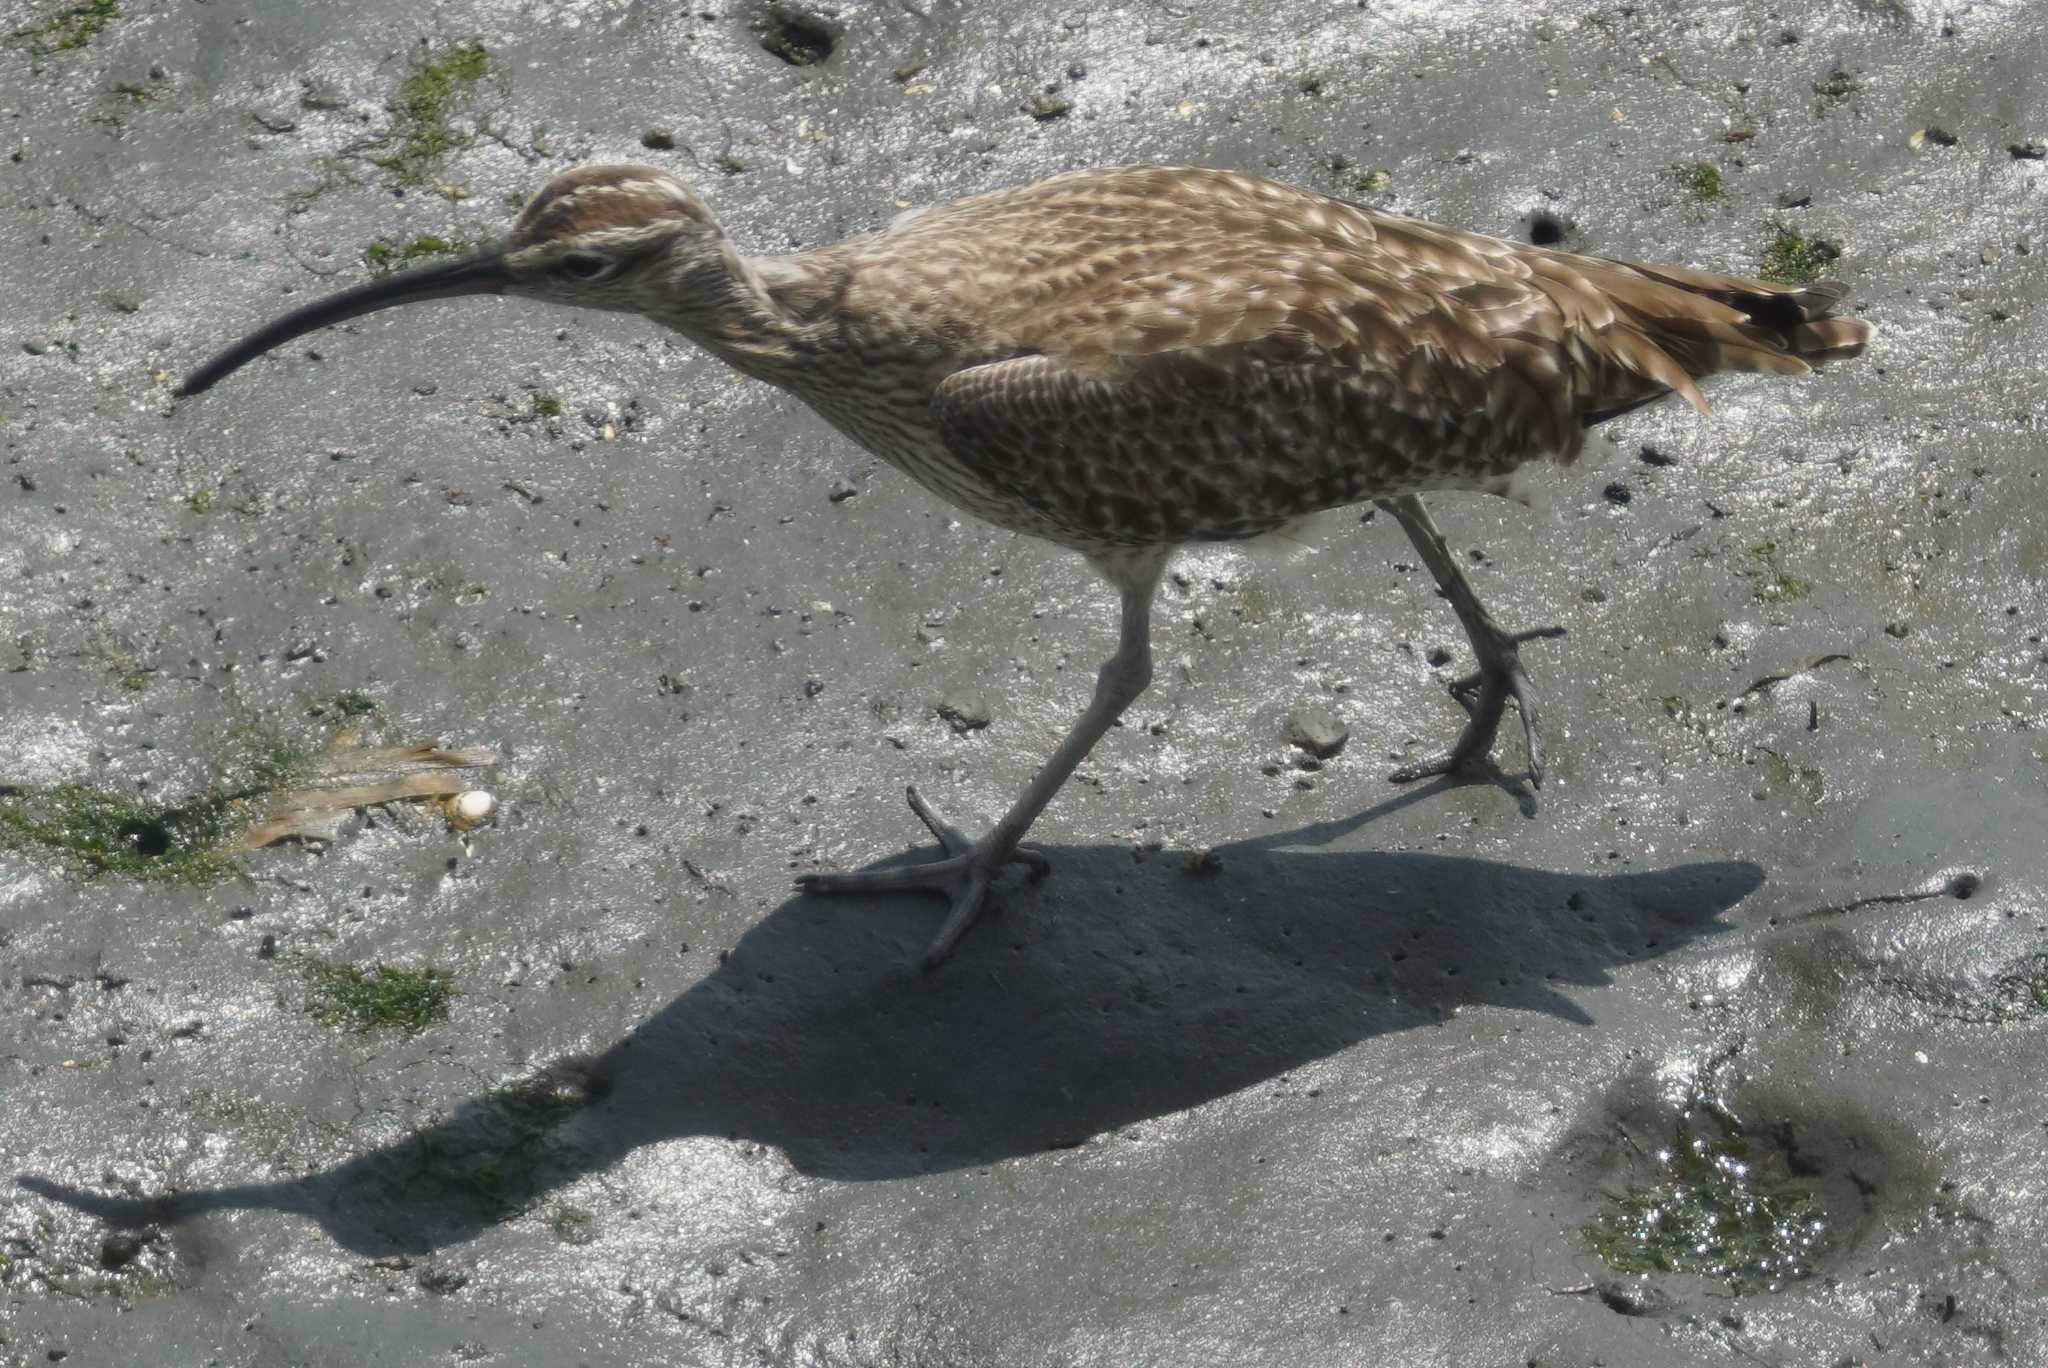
left=558, top=251, right=609, bottom=281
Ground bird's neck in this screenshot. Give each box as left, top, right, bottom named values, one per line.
left=651, top=239, right=836, bottom=383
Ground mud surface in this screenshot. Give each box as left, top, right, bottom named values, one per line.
left=3, top=0, right=2045, bottom=1364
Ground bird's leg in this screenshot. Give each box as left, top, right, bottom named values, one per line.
left=1375, top=493, right=1566, bottom=785
left=798, top=564, right=1162, bottom=968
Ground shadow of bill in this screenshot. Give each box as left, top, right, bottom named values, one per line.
left=21, top=804, right=1761, bottom=1257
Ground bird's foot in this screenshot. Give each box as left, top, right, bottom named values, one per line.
left=794, top=785, right=1049, bottom=969
left=1392, top=624, right=1567, bottom=786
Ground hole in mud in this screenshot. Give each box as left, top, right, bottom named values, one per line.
left=757, top=6, right=836, bottom=65
left=1948, top=871, right=1981, bottom=900
left=1526, top=211, right=1569, bottom=246
left=117, top=819, right=171, bottom=858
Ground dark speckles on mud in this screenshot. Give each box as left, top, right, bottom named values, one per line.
left=1812, top=66, right=1859, bottom=102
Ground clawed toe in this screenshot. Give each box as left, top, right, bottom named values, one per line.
left=1391, top=623, right=1566, bottom=786
left=794, top=786, right=1050, bottom=967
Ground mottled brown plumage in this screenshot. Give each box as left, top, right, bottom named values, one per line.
left=177, top=162, right=1873, bottom=966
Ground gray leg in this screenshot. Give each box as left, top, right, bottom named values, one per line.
left=1376, top=493, right=1565, bottom=785
left=798, top=554, right=1163, bottom=968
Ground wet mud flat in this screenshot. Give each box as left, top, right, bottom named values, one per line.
left=3, top=0, right=2046, bottom=1364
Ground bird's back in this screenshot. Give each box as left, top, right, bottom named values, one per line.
left=775, top=166, right=1871, bottom=549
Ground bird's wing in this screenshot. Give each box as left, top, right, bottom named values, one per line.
left=906, top=164, right=1841, bottom=411
left=998, top=198, right=1744, bottom=422
left=906, top=167, right=1857, bottom=543
left=930, top=349, right=1528, bottom=547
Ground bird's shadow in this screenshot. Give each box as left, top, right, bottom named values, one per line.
left=20, top=789, right=1761, bottom=1256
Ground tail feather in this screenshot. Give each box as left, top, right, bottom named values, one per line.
left=1786, top=315, right=1873, bottom=363
left=1546, top=256, right=1873, bottom=427
left=1604, top=261, right=1873, bottom=366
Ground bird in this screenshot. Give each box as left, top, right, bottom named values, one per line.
left=175, top=162, right=1873, bottom=967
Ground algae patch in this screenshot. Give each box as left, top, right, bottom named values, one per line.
left=1759, top=227, right=1838, bottom=285
left=1584, top=1082, right=1828, bottom=1291
left=1676, top=162, right=1722, bottom=201
left=303, top=960, right=453, bottom=1032
left=1743, top=540, right=1808, bottom=604
left=10, top=0, right=119, bottom=58
left=372, top=41, right=491, bottom=186
left=0, top=733, right=310, bottom=883
left=328, top=690, right=378, bottom=719
left=548, top=1204, right=597, bottom=1244
left=400, top=1065, right=605, bottom=1224
left=1998, top=954, right=2048, bottom=1017
left=363, top=235, right=466, bottom=274
left=0, top=782, right=247, bottom=883
left=1232, top=579, right=1278, bottom=625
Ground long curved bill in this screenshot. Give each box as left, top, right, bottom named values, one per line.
left=175, top=250, right=512, bottom=398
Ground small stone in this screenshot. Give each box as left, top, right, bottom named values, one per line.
left=1885, top=620, right=1910, bottom=638
left=936, top=693, right=991, bottom=734
left=1024, top=94, right=1072, bottom=121
left=418, top=1265, right=470, bottom=1294
left=1425, top=646, right=1452, bottom=667
left=2009, top=141, right=2046, bottom=161
left=1639, top=445, right=1676, bottom=466
left=640, top=128, right=677, bottom=150
left=448, top=790, right=496, bottom=829
left=1596, top=1280, right=1669, bottom=1316
left=99, top=1233, right=145, bottom=1270
left=1603, top=482, right=1632, bottom=504
left=1286, top=704, right=1349, bottom=759
left=1776, top=188, right=1812, bottom=209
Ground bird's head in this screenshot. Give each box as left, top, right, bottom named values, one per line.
left=175, top=164, right=719, bottom=398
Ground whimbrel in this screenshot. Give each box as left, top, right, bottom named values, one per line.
left=177, top=164, right=1872, bottom=965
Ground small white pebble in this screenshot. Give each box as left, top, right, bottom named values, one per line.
left=449, top=790, right=496, bottom=828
